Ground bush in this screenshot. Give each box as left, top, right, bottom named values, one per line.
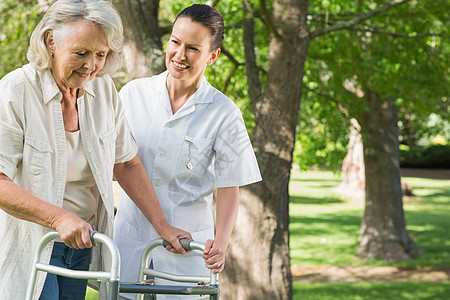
left=400, top=144, right=450, bottom=168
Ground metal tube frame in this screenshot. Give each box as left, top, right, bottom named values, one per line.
left=25, top=231, right=120, bottom=300
left=135, top=238, right=219, bottom=300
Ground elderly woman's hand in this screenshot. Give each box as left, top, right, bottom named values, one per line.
left=51, top=210, right=95, bottom=249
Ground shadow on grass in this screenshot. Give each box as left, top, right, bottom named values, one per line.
left=291, top=213, right=362, bottom=231
left=293, top=281, right=450, bottom=300
left=290, top=177, right=342, bottom=184
left=290, top=195, right=344, bottom=205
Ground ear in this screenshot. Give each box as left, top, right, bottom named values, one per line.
left=207, top=48, right=221, bottom=65
left=44, top=31, right=56, bottom=53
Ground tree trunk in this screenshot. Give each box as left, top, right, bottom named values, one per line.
left=357, top=90, right=422, bottom=261
left=335, top=118, right=365, bottom=198
left=113, top=0, right=165, bottom=79
left=221, top=1, right=310, bottom=299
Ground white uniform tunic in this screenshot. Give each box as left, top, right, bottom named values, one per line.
left=114, top=71, right=262, bottom=299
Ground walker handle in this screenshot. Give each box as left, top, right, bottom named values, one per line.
left=162, top=239, right=194, bottom=251
left=90, top=230, right=98, bottom=244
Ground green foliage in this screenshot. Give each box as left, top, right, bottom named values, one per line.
left=400, top=144, right=450, bottom=168
left=0, top=0, right=43, bottom=78
left=295, top=0, right=449, bottom=168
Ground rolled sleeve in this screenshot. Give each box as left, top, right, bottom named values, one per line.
left=0, top=81, right=24, bottom=180
left=114, top=88, right=138, bottom=164
left=213, top=107, right=262, bottom=188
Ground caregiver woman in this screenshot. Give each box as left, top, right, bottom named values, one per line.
left=114, top=4, right=262, bottom=299
left=0, top=0, right=189, bottom=299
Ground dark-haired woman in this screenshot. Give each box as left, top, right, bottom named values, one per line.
left=113, top=4, right=261, bottom=298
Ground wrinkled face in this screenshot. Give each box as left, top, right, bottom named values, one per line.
left=46, top=20, right=109, bottom=91
left=165, top=17, right=219, bottom=83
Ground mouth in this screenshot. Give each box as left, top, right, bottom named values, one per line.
left=172, top=60, right=189, bottom=70
left=75, top=71, right=90, bottom=79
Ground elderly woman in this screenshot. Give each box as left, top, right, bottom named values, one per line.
left=0, top=0, right=190, bottom=299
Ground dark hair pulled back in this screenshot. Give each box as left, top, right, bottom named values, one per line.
left=175, top=4, right=224, bottom=50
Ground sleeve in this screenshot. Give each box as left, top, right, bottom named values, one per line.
left=0, top=78, right=24, bottom=180
left=213, top=106, right=262, bottom=188
left=111, top=79, right=138, bottom=164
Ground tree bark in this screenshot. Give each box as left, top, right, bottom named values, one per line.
left=357, top=90, right=422, bottom=261
left=335, top=118, right=365, bottom=199
left=221, top=1, right=309, bottom=299
left=113, top=0, right=165, bottom=79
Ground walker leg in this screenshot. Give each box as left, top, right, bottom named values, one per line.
left=109, top=280, right=120, bottom=300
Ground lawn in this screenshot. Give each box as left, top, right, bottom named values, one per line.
left=86, top=169, right=449, bottom=299
left=289, top=169, right=450, bottom=268
left=290, top=169, right=450, bottom=299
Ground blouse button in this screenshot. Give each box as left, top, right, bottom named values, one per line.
left=103, top=193, right=108, bottom=198
left=154, top=181, right=161, bottom=187
left=158, top=151, right=166, bottom=158
left=167, top=122, right=174, bottom=128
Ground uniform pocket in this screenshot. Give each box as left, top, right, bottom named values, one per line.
left=23, top=136, right=53, bottom=175
left=179, top=135, right=214, bottom=177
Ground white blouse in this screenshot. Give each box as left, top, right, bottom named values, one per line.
left=0, top=64, right=138, bottom=299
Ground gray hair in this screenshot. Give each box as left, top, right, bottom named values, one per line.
left=27, top=0, right=123, bottom=76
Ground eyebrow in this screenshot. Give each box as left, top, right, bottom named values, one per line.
left=171, top=34, right=203, bottom=48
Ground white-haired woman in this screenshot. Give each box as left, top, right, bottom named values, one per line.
left=0, top=0, right=190, bottom=299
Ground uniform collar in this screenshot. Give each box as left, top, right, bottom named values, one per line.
left=41, top=68, right=96, bottom=104
left=157, top=70, right=214, bottom=105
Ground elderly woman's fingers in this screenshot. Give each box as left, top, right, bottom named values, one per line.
left=54, top=211, right=93, bottom=249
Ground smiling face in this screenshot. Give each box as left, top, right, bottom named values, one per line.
left=165, top=17, right=220, bottom=86
left=46, top=20, right=110, bottom=92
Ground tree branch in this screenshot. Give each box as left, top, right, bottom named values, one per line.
left=243, top=2, right=264, bottom=104
left=219, top=47, right=245, bottom=93
left=206, top=0, right=221, bottom=7
left=220, top=47, right=242, bottom=67
left=258, top=0, right=282, bottom=40
left=348, top=27, right=447, bottom=39
left=310, top=0, right=412, bottom=39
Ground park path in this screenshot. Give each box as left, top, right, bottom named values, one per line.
left=292, top=265, right=450, bottom=283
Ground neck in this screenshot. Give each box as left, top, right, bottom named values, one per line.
left=166, top=74, right=201, bottom=114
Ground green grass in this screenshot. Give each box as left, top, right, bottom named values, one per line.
left=294, top=281, right=450, bottom=300
left=85, top=287, right=98, bottom=300
left=289, top=170, right=450, bottom=268
left=86, top=169, right=450, bottom=299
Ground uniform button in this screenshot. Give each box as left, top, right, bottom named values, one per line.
left=158, top=151, right=166, bottom=157
left=154, top=181, right=161, bottom=187
left=167, top=122, right=174, bottom=128
left=103, top=193, right=108, bottom=198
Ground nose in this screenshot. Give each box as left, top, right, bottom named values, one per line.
left=83, top=55, right=96, bottom=72
left=175, top=46, right=186, bottom=61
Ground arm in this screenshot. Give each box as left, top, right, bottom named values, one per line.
left=113, top=154, right=192, bottom=254
left=203, top=186, right=239, bottom=273
left=0, top=174, right=94, bottom=249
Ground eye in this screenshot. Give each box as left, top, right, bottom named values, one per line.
left=96, top=52, right=106, bottom=58
left=189, top=47, right=199, bottom=52
left=171, top=39, right=180, bottom=45
left=76, top=51, right=86, bottom=56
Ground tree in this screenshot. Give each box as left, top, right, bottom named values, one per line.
left=113, top=0, right=166, bottom=79
left=303, top=0, right=447, bottom=260
left=0, top=0, right=44, bottom=78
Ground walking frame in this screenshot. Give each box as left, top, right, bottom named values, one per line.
left=26, top=231, right=219, bottom=300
